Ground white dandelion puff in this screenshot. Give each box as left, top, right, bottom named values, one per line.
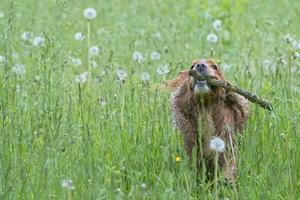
left=152, top=32, right=161, bottom=38
left=89, top=60, right=97, bottom=68
left=293, top=52, right=300, bottom=59
left=72, top=58, right=82, bottom=66
left=117, top=69, right=127, bottom=82
left=141, top=183, right=147, bottom=190
left=279, top=56, right=287, bottom=65
left=21, top=31, right=32, bottom=41
left=89, top=45, right=100, bottom=57
left=0, top=12, right=4, bottom=18
left=83, top=8, right=97, bottom=20
left=61, top=179, right=75, bottom=190
left=0, top=55, right=6, bottom=63
left=157, top=65, right=170, bottom=76
left=140, top=72, right=151, bottom=82
left=284, top=34, right=294, bottom=44
left=212, top=19, right=222, bottom=31
left=292, top=40, right=300, bottom=49
left=12, top=64, right=26, bottom=76
left=209, top=137, right=225, bottom=152
left=75, top=71, right=89, bottom=84
left=132, top=51, right=143, bottom=63
left=150, top=51, right=160, bottom=60
left=98, top=98, right=107, bottom=107
left=207, top=33, right=218, bottom=43
left=74, top=32, right=85, bottom=41
left=32, top=36, right=45, bottom=47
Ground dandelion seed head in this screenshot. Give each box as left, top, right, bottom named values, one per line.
left=32, top=36, right=45, bottom=47
left=157, top=65, right=170, bottom=76
left=278, top=56, right=287, bottom=65
left=150, top=51, right=160, bottom=60
left=209, top=137, right=225, bottom=152
left=212, top=19, right=222, bottom=31
left=12, top=64, right=26, bottom=76
left=61, top=179, right=75, bottom=190
left=141, top=183, right=147, bottom=190
left=140, top=72, right=150, bottom=82
left=280, top=133, right=286, bottom=140
left=21, top=31, right=32, bottom=41
left=284, top=34, right=294, bottom=44
left=89, top=60, right=97, bottom=68
left=292, top=52, right=299, bottom=59
left=83, top=8, right=97, bottom=20
left=292, top=41, right=300, bottom=49
left=89, top=45, right=100, bottom=56
left=132, top=51, right=143, bottom=63
left=152, top=32, right=161, bottom=38
left=117, top=69, right=127, bottom=82
left=72, top=58, right=82, bottom=66
left=99, top=98, right=107, bottom=107
left=75, top=71, right=89, bottom=84
left=0, top=12, right=4, bottom=18
left=74, top=32, right=85, bottom=41
left=207, top=33, right=218, bottom=43
left=0, top=55, right=6, bottom=63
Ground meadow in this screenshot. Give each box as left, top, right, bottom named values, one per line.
left=0, top=0, right=300, bottom=199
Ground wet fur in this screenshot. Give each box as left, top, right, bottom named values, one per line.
left=168, top=59, right=250, bottom=179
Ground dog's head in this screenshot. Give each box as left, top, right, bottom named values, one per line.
left=190, top=59, right=224, bottom=95
left=164, top=59, right=225, bottom=98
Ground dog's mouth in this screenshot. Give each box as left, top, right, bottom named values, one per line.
left=192, top=80, right=211, bottom=94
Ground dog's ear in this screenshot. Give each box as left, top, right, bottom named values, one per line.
left=159, top=70, right=190, bottom=91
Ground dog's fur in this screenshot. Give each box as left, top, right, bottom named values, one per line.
left=167, top=59, right=250, bottom=179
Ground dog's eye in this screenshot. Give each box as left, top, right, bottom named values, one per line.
left=211, top=64, right=218, bottom=70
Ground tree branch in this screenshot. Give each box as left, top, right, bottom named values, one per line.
left=188, top=70, right=273, bottom=111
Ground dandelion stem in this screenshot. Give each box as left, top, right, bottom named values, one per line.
left=120, top=85, right=125, bottom=129
left=214, top=152, right=219, bottom=200
left=87, top=20, right=91, bottom=71
left=67, top=190, right=72, bottom=200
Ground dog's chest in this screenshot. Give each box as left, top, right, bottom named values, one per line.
left=198, top=107, right=215, bottom=140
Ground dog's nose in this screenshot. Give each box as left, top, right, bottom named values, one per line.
left=196, top=63, right=207, bottom=72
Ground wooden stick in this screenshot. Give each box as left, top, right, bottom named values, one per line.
left=188, top=70, right=273, bottom=111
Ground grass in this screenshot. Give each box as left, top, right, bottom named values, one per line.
left=0, top=0, right=300, bottom=199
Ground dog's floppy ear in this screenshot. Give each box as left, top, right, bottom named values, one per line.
left=160, top=70, right=190, bottom=91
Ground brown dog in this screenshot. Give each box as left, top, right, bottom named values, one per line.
left=167, top=59, right=250, bottom=180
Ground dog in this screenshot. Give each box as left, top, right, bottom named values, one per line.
left=166, top=59, right=250, bottom=180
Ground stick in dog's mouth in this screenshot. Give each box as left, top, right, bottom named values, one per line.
left=188, top=69, right=273, bottom=111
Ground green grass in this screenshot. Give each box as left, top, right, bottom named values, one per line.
left=0, top=0, right=300, bottom=199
